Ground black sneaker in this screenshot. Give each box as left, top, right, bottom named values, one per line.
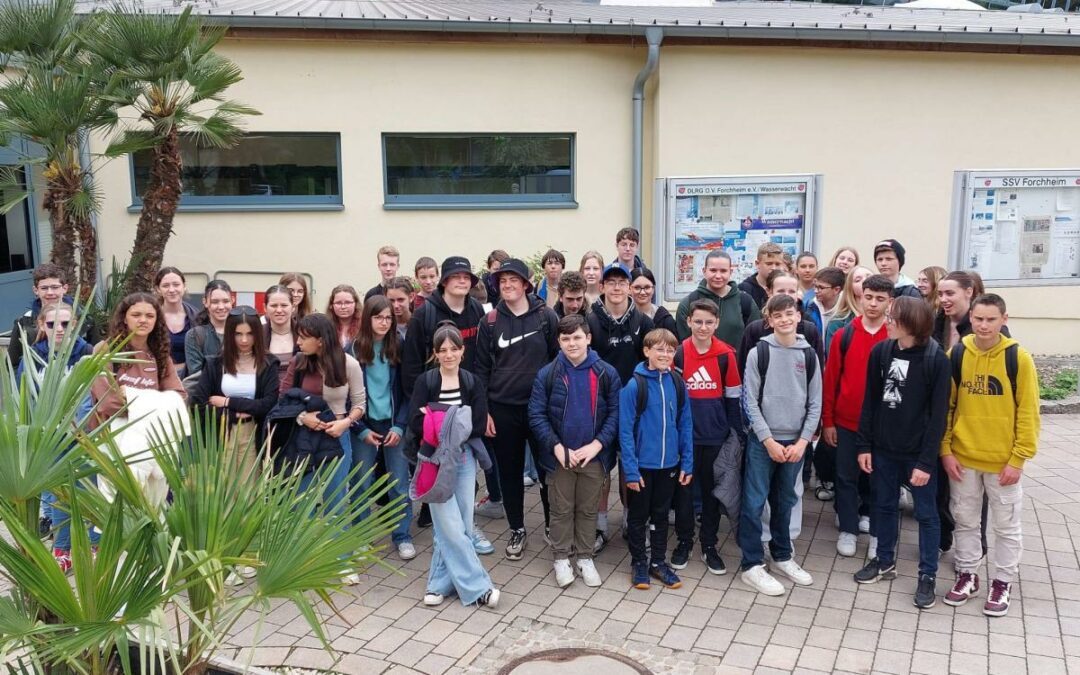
left=914, top=574, right=937, bottom=609
left=854, top=558, right=897, bottom=584
left=702, top=547, right=727, bottom=575
left=670, top=541, right=692, bottom=570
left=38, top=516, right=52, bottom=539
left=649, top=562, right=682, bottom=589
left=417, top=504, right=432, bottom=529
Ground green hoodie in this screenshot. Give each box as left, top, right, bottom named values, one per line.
left=675, top=280, right=761, bottom=349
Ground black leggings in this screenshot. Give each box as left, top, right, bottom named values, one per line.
left=490, top=402, right=550, bottom=531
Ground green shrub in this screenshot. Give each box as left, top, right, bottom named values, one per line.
left=1040, top=369, right=1078, bottom=401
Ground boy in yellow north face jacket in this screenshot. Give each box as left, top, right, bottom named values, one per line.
left=939, top=294, right=1040, bottom=618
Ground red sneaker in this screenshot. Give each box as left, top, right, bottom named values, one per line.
left=53, top=548, right=72, bottom=574
left=943, top=571, right=979, bottom=606
left=983, top=580, right=1011, bottom=617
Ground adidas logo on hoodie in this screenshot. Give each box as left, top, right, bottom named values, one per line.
left=687, top=365, right=718, bottom=391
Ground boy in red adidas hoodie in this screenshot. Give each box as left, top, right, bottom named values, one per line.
left=822, top=274, right=893, bottom=558
left=671, top=300, right=742, bottom=575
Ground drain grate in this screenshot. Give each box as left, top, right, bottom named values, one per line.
left=498, top=648, right=654, bottom=675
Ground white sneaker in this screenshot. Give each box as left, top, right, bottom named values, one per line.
left=523, top=475, right=536, bottom=487
left=899, top=486, right=913, bottom=513
left=225, top=571, right=244, bottom=587
left=553, top=559, right=575, bottom=588
left=423, top=592, right=444, bottom=606
left=772, top=558, right=814, bottom=586
left=837, top=532, right=858, bottom=557
left=238, top=565, right=257, bottom=578
left=867, top=536, right=878, bottom=560
left=341, top=572, right=360, bottom=586
left=858, top=516, right=871, bottom=534
left=397, top=541, right=417, bottom=561
left=741, top=564, right=785, bottom=596
left=474, top=496, right=505, bottom=519
left=576, top=558, right=603, bottom=587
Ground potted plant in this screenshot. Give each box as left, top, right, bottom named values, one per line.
left=0, top=318, right=404, bottom=674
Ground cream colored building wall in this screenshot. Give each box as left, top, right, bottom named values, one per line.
left=91, top=38, right=644, bottom=305
left=652, top=46, right=1080, bottom=354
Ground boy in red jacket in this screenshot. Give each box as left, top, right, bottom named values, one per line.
left=822, top=274, right=893, bottom=558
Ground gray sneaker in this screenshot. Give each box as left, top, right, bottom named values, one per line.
left=475, top=496, right=505, bottom=519
left=505, top=528, right=527, bottom=560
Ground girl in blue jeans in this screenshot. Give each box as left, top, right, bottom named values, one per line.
left=16, top=301, right=99, bottom=573
left=407, top=323, right=499, bottom=609
left=349, top=296, right=415, bottom=560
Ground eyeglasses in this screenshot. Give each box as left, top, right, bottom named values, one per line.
left=604, top=279, right=630, bottom=288
left=373, top=314, right=394, bottom=322
left=631, top=285, right=654, bottom=293
left=228, top=306, right=258, bottom=318
left=45, top=320, right=70, bottom=329
left=813, top=284, right=835, bottom=292
left=37, top=284, right=64, bottom=293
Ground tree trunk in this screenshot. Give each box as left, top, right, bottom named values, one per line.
left=43, top=185, right=77, bottom=287
left=73, top=210, right=98, bottom=301
left=126, top=127, right=182, bottom=295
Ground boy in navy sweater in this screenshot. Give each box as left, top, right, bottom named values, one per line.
left=620, top=328, right=694, bottom=591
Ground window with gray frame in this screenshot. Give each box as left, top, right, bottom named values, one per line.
left=131, top=132, right=341, bottom=209
left=383, top=134, right=575, bottom=208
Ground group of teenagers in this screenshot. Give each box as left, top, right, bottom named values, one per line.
left=9, top=227, right=1040, bottom=617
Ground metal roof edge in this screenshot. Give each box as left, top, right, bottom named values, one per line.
left=211, top=16, right=1080, bottom=48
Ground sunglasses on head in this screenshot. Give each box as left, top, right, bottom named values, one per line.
left=228, top=306, right=258, bottom=318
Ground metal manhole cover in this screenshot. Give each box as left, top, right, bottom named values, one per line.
left=498, top=648, right=654, bottom=675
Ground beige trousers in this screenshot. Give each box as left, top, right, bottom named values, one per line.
left=949, top=468, right=1023, bottom=583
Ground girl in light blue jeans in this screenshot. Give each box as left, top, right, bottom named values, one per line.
left=348, top=296, right=414, bottom=559
left=406, top=323, right=499, bottom=609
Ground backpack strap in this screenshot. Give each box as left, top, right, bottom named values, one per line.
left=632, top=372, right=648, bottom=438
left=802, top=346, right=817, bottom=387
left=837, top=323, right=856, bottom=379
left=1004, top=343, right=1019, bottom=406
left=755, top=341, right=771, bottom=406
left=949, top=341, right=966, bottom=391
left=673, top=373, right=686, bottom=424
left=716, top=352, right=728, bottom=395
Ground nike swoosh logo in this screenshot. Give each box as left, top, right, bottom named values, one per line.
left=497, top=331, right=539, bottom=349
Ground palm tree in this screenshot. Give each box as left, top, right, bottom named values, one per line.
left=0, top=0, right=119, bottom=297
left=89, top=6, right=258, bottom=295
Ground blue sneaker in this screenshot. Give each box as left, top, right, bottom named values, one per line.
left=472, top=527, right=495, bottom=555
left=649, top=562, right=683, bottom=589
left=631, top=561, right=650, bottom=590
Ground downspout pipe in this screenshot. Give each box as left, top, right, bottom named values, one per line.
left=632, top=26, right=663, bottom=230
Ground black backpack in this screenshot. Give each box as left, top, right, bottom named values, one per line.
left=949, top=341, right=1019, bottom=405
left=754, top=341, right=818, bottom=407
left=632, top=371, right=686, bottom=436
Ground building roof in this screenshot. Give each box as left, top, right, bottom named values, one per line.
left=77, top=0, right=1080, bottom=47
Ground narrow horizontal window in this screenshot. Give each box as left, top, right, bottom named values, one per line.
left=131, top=132, right=342, bottom=209
left=383, top=134, right=575, bottom=208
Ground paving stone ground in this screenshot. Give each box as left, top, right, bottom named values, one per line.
left=7, top=415, right=1080, bottom=674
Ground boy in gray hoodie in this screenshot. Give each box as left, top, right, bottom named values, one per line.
left=738, top=293, right=823, bottom=596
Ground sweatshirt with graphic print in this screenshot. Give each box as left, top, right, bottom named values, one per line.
left=474, top=295, right=559, bottom=405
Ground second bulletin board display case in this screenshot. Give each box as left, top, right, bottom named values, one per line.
left=951, top=170, right=1080, bottom=286
left=652, top=174, right=823, bottom=302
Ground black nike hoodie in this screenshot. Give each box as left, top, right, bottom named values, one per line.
left=475, top=295, right=559, bottom=405
left=402, top=289, right=486, bottom=398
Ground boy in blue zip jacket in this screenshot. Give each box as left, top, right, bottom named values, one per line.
left=620, top=328, right=694, bottom=591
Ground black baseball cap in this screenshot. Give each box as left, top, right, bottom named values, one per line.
left=491, top=258, right=534, bottom=292
left=439, top=256, right=479, bottom=288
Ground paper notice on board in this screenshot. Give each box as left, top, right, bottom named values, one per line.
left=1051, top=216, right=1080, bottom=277
left=994, top=221, right=1018, bottom=253
left=967, top=232, right=993, bottom=273
left=1020, top=215, right=1052, bottom=278
left=1057, top=190, right=1077, bottom=212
